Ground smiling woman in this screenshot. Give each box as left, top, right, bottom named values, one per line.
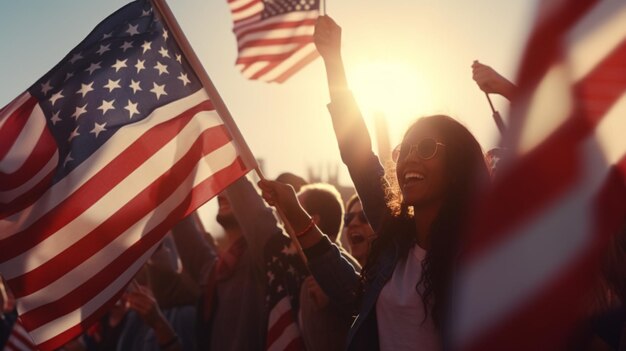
left=255, top=15, right=492, bottom=351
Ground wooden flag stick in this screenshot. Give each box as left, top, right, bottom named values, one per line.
left=152, top=0, right=308, bottom=266
left=320, top=0, right=326, bottom=16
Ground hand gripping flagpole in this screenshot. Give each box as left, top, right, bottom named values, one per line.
left=151, top=0, right=308, bottom=265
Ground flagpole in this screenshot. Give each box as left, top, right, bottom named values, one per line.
left=151, top=0, right=308, bottom=265
left=255, top=166, right=309, bottom=266
left=484, top=92, right=506, bottom=134
left=320, top=0, right=326, bottom=15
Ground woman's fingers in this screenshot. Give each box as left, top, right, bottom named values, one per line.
left=314, top=15, right=341, bottom=59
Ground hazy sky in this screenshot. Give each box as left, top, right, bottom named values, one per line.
left=0, top=0, right=537, bottom=231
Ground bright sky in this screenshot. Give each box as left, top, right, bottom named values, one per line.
left=0, top=0, right=537, bottom=231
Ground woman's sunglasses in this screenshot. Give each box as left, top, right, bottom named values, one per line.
left=392, top=138, right=446, bottom=162
left=344, top=211, right=367, bottom=224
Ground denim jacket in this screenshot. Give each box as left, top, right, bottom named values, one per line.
left=303, top=91, right=402, bottom=350
left=305, top=233, right=400, bottom=350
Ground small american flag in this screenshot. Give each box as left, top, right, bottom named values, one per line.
left=0, top=1, right=252, bottom=350
left=3, top=319, right=36, bottom=351
left=229, top=0, right=320, bottom=83
left=264, top=235, right=308, bottom=351
left=452, top=0, right=626, bottom=350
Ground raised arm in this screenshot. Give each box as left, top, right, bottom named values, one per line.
left=258, top=179, right=360, bottom=312
left=223, top=175, right=284, bottom=261
left=315, top=16, right=388, bottom=231
left=315, top=16, right=370, bottom=165
left=170, top=213, right=216, bottom=287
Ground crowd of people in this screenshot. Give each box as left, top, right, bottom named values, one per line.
left=1, top=15, right=623, bottom=351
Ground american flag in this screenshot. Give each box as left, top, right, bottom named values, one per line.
left=3, top=319, right=36, bottom=351
left=264, top=235, right=308, bottom=351
left=0, top=1, right=252, bottom=350
left=452, top=1, right=626, bottom=350
left=229, top=0, right=320, bottom=83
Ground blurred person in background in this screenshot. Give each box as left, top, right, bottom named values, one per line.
left=343, top=195, right=377, bottom=267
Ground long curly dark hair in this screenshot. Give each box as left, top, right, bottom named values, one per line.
left=360, top=115, right=490, bottom=330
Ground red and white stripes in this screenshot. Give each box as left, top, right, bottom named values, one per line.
left=0, top=92, right=58, bottom=219
left=266, top=296, right=304, bottom=351
left=4, top=320, right=36, bottom=351
left=228, top=0, right=319, bottom=83
left=0, top=89, right=251, bottom=350
left=452, top=1, right=626, bottom=350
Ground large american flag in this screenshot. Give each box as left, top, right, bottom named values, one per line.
left=229, top=0, right=320, bottom=83
left=452, top=1, right=626, bottom=350
left=264, top=235, right=308, bottom=351
left=0, top=1, right=252, bottom=350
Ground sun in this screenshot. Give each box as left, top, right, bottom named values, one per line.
left=348, top=60, right=435, bottom=140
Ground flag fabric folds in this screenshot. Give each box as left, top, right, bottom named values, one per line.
left=452, top=1, right=626, bottom=350
left=0, top=1, right=253, bottom=349
left=229, top=0, right=320, bottom=83
left=264, top=235, right=308, bottom=351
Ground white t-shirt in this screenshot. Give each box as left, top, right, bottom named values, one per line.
left=375, top=244, right=441, bottom=351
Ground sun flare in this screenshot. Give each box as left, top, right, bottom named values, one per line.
left=348, top=61, right=436, bottom=144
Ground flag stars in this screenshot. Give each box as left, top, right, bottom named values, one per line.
left=162, top=29, right=168, bottom=40
left=175, top=54, right=182, bottom=63
left=63, top=153, right=74, bottom=167
left=141, top=41, right=151, bottom=54
left=126, top=23, right=140, bottom=36
left=120, top=41, right=133, bottom=52
left=41, top=80, right=53, bottom=95
left=103, top=79, right=121, bottom=92
left=129, top=80, right=142, bottom=93
left=90, top=122, right=107, bottom=138
left=158, top=47, right=170, bottom=58
left=124, top=100, right=140, bottom=119
left=150, top=82, right=167, bottom=100
left=68, top=126, right=80, bottom=142
left=287, top=266, right=297, bottom=276
left=134, top=59, right=146, bottom=74
left=69, top=52, right=83, bottom=64
left=64, top=72, right=74, bottom=82
left=85, top=62, right=102, bottom=75
left=178, top=72, right=190, bottom=86
left=49, top=91, right=64, bottom=106
left=71, top=103, right=88, bottom=120
left=281, top=245, right=297, bottom=256
left=50, top=111, right=62, bottom=125
left=141, top=9, right=152, bottom=17
left=96, top=44, right=111, bottom=55
left=154, top=61, right=168, bottom=75
left=76, top=82, right=94, bottom=97
left=112, top=59, right=128, bottom=72
left=97, top=99, right=116, bottom=115
left=102, top=32, right=113, bottom=40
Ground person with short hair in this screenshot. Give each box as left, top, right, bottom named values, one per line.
left=296, top=183, right=359, bottom=351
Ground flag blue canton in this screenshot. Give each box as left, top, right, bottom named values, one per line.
left=262, top=0, right=319, bottom=19
left=27, top=0, right=202, bottom=182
